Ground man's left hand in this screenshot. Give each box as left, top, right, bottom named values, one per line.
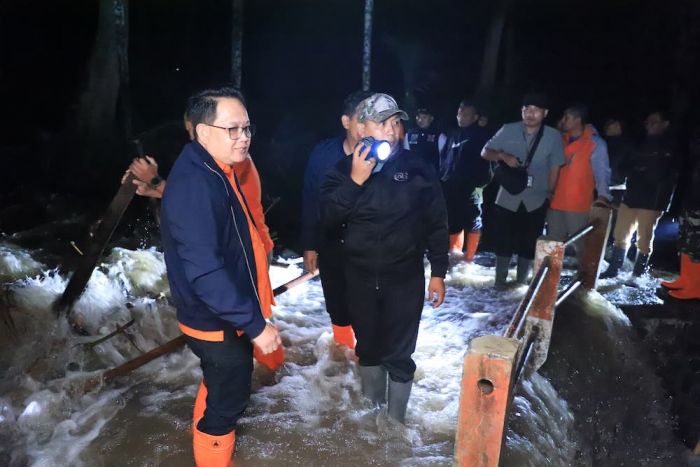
left=427, top=277, right=445, bottom=308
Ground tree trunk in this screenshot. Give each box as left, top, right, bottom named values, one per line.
left=230, top=0, right=244, bottom=88
left=502, top=19, right=516, bottom=89
left=75, top=0, right=130, bottom=143
left=115, top=0, right=132, bottom=140
left=670, top=0, right=700, bottom=130
left=362, top=0, right=373, bottom=91
left=476, top=0, right=511, bottom=97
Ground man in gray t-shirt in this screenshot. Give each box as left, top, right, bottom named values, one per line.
left=482, top=93, right=565, bottom=287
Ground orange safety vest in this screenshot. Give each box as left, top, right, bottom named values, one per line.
left=550, top=127, right=597, bottom=213
left=218, top=160, right=275, bottom=319
left=222, top=162, right=284, bottom=370
left=233, top=157, right=275, bottom=254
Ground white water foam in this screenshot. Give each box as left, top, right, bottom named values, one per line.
left=0, top=246, right=607, bottom=466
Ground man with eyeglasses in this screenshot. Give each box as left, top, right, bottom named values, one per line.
left=123, top=112, right=275, bottom=256
left=482, top=93, right=565, bottom=287
left=161, top=86, right=280, bottom=466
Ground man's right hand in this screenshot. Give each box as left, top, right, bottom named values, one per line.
left=350, top=142, right=376, bottom=185
left=133, top=179, right=164, bottom=198
left=499, top=151, right=521, bottom=168
left=251, top=323, right=282, bottom=355
left=129, top=156, right=159, bottom=182
left=303, top=250, right=319, bottom=273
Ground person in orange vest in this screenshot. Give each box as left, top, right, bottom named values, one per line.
left=548, top=104, right=612, bottom=256
left=161, top=86, right=281, bottom=466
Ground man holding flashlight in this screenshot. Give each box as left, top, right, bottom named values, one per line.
left=320, top=93, right=449, bottom=424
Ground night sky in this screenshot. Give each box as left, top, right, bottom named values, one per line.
left=1, top=0, right=698, bottom=240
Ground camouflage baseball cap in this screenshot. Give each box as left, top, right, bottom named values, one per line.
left=356, top=93, right=409, bottom=123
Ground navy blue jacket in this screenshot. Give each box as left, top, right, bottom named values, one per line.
left=300, top=136, right=347, bottom=251
left=161, top=141, right=266, bottom=339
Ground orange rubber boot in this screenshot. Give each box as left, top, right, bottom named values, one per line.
left=254, top=345, right=285, bottom=371
left=332, top=324, right=356, bottom=350
left=669, top=258, right=700, bottom=300
left=193, top=381, right=208, bottom=427
left=449, top=231, right=464, bottom=254
left=661, top=253, right=690, bottom=290
left=464, top=231, right=481, bottom=262
left=193, top=422, right=235, bottom=467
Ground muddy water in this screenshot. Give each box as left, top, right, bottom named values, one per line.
left=0, top=243, right=685, bottom=466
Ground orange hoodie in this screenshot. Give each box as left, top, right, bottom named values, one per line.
left=233, top=157, right=274, bottom=254
left=551, top=127, right=596, bottom=213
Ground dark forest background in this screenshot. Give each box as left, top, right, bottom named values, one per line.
left=1, top=0, right=699, bottom=248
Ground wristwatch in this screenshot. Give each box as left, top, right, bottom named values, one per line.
left=150, top=175, right=163, bottom=189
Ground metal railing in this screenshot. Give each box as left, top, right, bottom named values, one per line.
left=454, top=206, right=613, bottom=467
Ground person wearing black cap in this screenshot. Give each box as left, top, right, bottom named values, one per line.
left=320, top=93, right=448, bottom=424
left=481, top=93, right=565, bottom=287
left=439, top=100, right=491, bottom=262
left=406, top=107, right=443, bottom=171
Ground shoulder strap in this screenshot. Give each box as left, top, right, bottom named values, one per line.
left=524, top=124, right=545, bottom=168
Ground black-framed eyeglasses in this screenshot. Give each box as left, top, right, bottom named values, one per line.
left=205, top=123, right=256, bottom=140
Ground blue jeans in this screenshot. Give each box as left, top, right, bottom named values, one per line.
left=186, top=328, right=254, bottom=435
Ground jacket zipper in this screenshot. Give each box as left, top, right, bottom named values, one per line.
left=203, top=162, right=263, bottom=310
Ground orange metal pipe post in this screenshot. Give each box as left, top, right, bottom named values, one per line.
left=454, top=335, right=519, bottom=467
left=525, top=238, right=565, bottom=372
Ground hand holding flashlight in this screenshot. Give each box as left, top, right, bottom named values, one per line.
left=350, top=140, right=376, bottom=185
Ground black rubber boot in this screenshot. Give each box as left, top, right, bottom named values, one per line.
left=387, top=379, right=413, bottom=424
left=495, top=256, right=510, bottom=288
left=516, top=257, right=533, bottom=285
left=358, top=365, right=387, bottom=406
left=600, top=246, right=626, bottom=279
left=633, top=252, right=650, bottom=277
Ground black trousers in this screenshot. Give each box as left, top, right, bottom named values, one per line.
left=447, top=202, right=483, bottom=234
left=345, top=263, right=425, bottom=383
left=492, top=202, right=548, bottom=260
left=186, top=328, right=253, bottom=435
left=444, top=183, right=482, bottom=234
left=318, top=244, right=351, bottom=326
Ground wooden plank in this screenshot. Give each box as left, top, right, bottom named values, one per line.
left=53, top=174, right=138, bottom=316
left=87, top=269, right=318, bottom=390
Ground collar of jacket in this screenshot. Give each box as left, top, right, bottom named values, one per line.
left=186, top=140, right=232, bottom=177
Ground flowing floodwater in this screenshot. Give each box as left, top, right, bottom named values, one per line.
left=0, top=238, right=689, bottom=466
